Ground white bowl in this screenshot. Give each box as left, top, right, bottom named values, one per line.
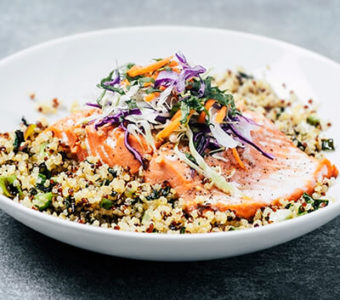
left=0, top=26, right=339, bottom=261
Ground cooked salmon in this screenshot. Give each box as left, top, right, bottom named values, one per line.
left=145, top=111, right=338, bottom=218
left=47, top=110, right=152, bottom=173
left=46, top=110, right=338, bottom=219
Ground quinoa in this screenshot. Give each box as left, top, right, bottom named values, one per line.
left=0, top=70, right=336, bottom=234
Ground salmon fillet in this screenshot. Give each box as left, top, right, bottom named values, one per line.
left=145, top=111, right=338, bottom=218
left=47, top=109, right=152, bottom=173
left=46, top=110, right=338, bottom=219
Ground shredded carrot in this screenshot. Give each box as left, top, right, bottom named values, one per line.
left=151, top=72, right=159, bottom=80
left=156, top=110, right=194, bottom=141
left=143, top=82, right=153, bottom=87
left=159, top=86, right=166, bottom=91
left=215, top=106, right=227, bottom=123
left=171, top=109, right=182, bottom=120
left=172, top=67, right=181, bottom=73
left=144, top=92, right=160, bottom=102
left=121, top=79, right=130, bottom=86
left=232, top=148, right=245, bottom=169
left=169, top=60, right=178, bottom=67
left=127, top=56, right=173, bottom=77
left=198, top=99, right=216, bottom=123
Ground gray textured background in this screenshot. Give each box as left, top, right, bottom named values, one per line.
left=0, top=0, right=339, bottom=299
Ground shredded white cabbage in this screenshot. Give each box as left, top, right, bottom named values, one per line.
left=181, top=128, right=238, bottom=195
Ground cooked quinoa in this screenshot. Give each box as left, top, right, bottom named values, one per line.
left=0, top=69, right=336, bottom=234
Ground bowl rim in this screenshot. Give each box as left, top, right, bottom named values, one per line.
left=0, top=25, right=339, bottom=241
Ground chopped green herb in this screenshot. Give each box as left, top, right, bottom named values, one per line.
left=306, top=115, right=320, bottom=126
left=97, top=70, right=125, bottom=95
left=108, top=168, right=118, bottom=177
left=13, top=130, right=24, bottom=153
left=126, top=63, right=135, bottom=69
left=100, top=198, right=113, bottom=210
left=237, top=71, right=253, bottom=80
left=65, top=196, right=75, bottom=212
left=180, top=101, right=191, bottom=124
left=160, top=185, right=171, bottom=197
left=185, top=152, right=197, bottom=165
left=321, top=138, right=335, bottom=151
left=180, top=96, right=205, bottom=124
left=302, top=193, right=328, bottom=209
left=145, top=87, right=161, bottom=94
left=202, top=77, right=238, bottom=116
left=21, top=117, right=29, bottom=127
left=126, top=99, right=137, bottom=110
left=0, top=175, right=22, bottom=198
left=180, top=227, right=186, bottom=234
left=138, top=77, right=155, bottom=86
left=99, top=84, right=125, bottom=95
left=38, top=163, right=51, bottom=179
left=33, top=192, right=53, bottom=211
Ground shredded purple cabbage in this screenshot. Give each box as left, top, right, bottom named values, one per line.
left=193, top=132, right=210, bottom=155
left=154, top=71, right=178, bottom=87
left=175, top=51, right=188, bottom=66
left=155, top=52, right=206, bottom=94
left=86, top=102, right=102, bottom=109
left=198, top=77, right=205, bottom=97
left=229, top=113, right=260, bottom=127
left=120, top=123, right=144, bottom=167
left=94, top=109, right=141, bottom=130
left=226, top=124, right=274, bottom=160
left=155, top=115, right=168, bottom=124
left=103, top=70, right=121, bottom=86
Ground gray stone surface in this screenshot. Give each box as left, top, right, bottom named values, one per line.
left=0, top=0, right=339, bottom=299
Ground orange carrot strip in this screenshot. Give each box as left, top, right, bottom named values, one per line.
left=127, top=56, right=173, bottom=77
left=143, top=82, right=153, bottom=87
left=169, top=60, right=178, bottom=67
left=198, top=99, right=216, bottom=123
left=171, top=110, right=182, bottom=120
left=121, top=79, right=130, bottom=86
left=144, top=92, right=160, bottom=102
left=156, top=110, right=194, bottom=141
left=232, top=148, right=245, bottom=169
left=151, top=72, right=159, bottom=80
left=215, top=106, right=227, bottom=123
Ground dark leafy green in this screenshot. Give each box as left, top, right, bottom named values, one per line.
left=13, top=130, right=24, bottom=153
left=100, top=198, right=113, bottom=210
left=306, top=115, right=320, bottom=126
left=321, top=139, right=335, bottom=151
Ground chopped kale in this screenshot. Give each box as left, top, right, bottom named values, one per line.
left=321, top=139, right=335, bottom=151
left=126, top=99, right=137, bottom=110
left=13, top=130, right=24, bottom=153
left=108, top=168, right=118, bottom=177
left=306, top=115, right=320, bottom=126
left=100, top=198, right=113, bottom=210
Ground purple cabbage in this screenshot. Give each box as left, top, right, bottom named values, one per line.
left=226, top=124, right=274, bottom=160
left=103, top=70, right=121, bottom=87
left=193, top=131, right=210, bottom=155
left=120, top=123, right=144, bottom=167
left=175, top=51, right=188, bottom=66
left=86, top=102, right=102, bottom=109
left=154, top=71, right=179, bottom=87
left=229, top=113, right=260, bottom=127
left=94, top=108, right=141, bottom=130
left=198, top=77, right=205, bottom=97
left=154, top=51, right=206, bottom=94
left=155, top=115, right=168, bottom=124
